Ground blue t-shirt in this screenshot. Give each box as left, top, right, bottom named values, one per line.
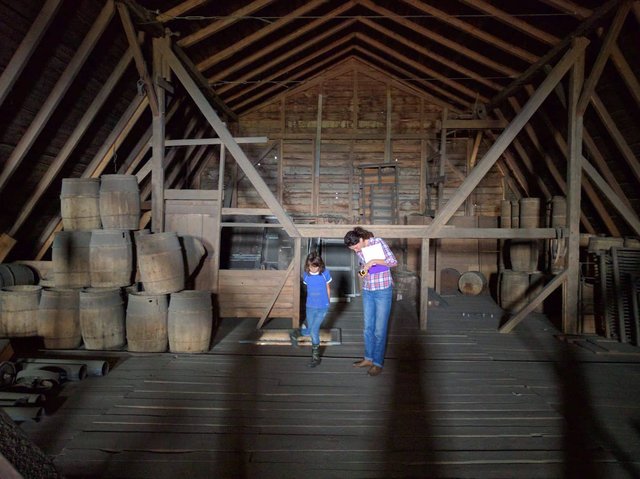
left=303, top=270, right=332, bottom=309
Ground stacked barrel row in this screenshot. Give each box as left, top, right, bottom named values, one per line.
left=498, top=196, right=566, bottom=312
left=0, top=175, right=212, bottom=353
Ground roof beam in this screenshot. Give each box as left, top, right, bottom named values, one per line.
left=156, top=0, right=208, bottom=23
left=488, top=0, right=624, bottom=109
left=360, top=17, right=502, bottom=91
left=0, top=0, right=115, bottom=194
left=0, top=0, right=61, bottom=107
left=538, top=0, right=591, bottom=19
left=576, top=1, right=631, bottom=116
left=216, top=19, right=356, bottom=95
left=209, top=1, right=356, bottom=85
left=228, top=37, right=355, bottom=111
left=196, top=0, right=327, bottom=72
left=178, top=0, right=276, bottom=47
left=429, top=38, right=589, bottom=235
left=458, top=0, right=559, bottom=46
left=359, top=0, right=517, bottom=77
left=401, top=0, right=538, bottom=63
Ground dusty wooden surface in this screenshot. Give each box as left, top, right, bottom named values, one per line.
left=17, top=294, right=640, bottom=478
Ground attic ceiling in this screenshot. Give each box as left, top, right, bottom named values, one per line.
left=0, top=0, right=639, bottom=261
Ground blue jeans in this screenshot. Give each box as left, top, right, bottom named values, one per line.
left=305, top=307, right=328, bottom=346
left=362, top=287, right=393, bottom=367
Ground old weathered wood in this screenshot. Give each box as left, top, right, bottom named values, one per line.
left=256, top=261, right=295, bottom=329
left=564, top=39, right=584, bottom=335
left=197, top=0, right=326, bottom=72
left=0, top=1, right=114, bottom=194
left=162, top=43, right=300, bottom=238
left=0, top=0, right=61, bottom=107
left=0, top=234, right=17, bottom=263
left=156, top=0, right=207, bottom=23
left=576, top=1, right=631, bottom=116
left=430, top=39, right=589, bottom=235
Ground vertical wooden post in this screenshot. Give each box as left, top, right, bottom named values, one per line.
left=151, top=37, right=166, bottom=233
left=420, top=238, right=430, bottom=330
left=564, top=39, right=585, bottom=334
left=314, top=93, right=323, bottom=216
left=385, top=87, right=392, bottom=163
left=213, top=146, right=225, bottom=294
left=438, top=108, right=448, bottom=211
left=292, top=237, right=302, bottom=328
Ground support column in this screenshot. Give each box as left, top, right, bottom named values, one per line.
left=564, top=40, right=585, bottom=334
left=151, top=37, right=166, bottom=233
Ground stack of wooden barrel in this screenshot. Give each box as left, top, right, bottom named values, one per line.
left=498, top=197, right=566, bottom=314
left=0, top=175, right=210, bottom=354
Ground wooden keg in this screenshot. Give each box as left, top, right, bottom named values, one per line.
left=519, top=198, right=540, bottom=228
left=550, top=196, right=566, bottom=228
left=500, top=200, right=512, bottom=228
left=38, top=288, right=82, bottom=349
left=0, top=263, right=36, bottom=288
left=89, top=229, right=133, bottom=287
left=510, top=200, right=520, bottom=228
left=137, top=232, right=185, bottom=294
left=99, top=174, right=141, bottom=230
left=168, top=290, right=212, bottom=353
left=0, top=285, right=42, bottom=337
left=52, top=231, right=92, bottom=288
left=499, top=270, right=530, bottom=313
left=458, top=271, right=486, bottom=296
left=79, top=288, right=125, bottom=350
left=126, top=292, right=168, bottom=352
left=60, top=178, right=101, bottom=230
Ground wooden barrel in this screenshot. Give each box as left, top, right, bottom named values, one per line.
left=37, top=288, right=82, bottom=349
left=519, top=197, right=540, bottom=228
left=79, top=288, right=125, bottom=350
left=90, top=229, right=133, bottom=287
left=500, top=200, right=511, bottom=228
left=499, top=270, right=530, bottom=313
left=168, top=290, right=212, bottom=353
left=126, top=292, right=168, bottom=352
left=550, top=196, right=566, bottom=228
left=179, top=235, right=207, bottom=280
left=99, top=174, right=140, bottom=230
left=53, top=231, right=92, bottom=288
left=458, top=271, right=486, bottom=296
left=510, top=200, right=520, bottom=228
left=0, top=263, right=37, bottom=287
left=60, top=178, right=101, bottom=230
left=509, top=240, right=539, bottom=272
left=137, top=232, right=185, bottom=294
left=133, top=229, right=151, bottom=282
left=0, top=285, right=42, bottom=337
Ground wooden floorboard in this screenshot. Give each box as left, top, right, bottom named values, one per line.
left=15, top=294, right=640, bottom=478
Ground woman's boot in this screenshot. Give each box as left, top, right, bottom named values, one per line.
left=308, top=345, right=321, bottom=368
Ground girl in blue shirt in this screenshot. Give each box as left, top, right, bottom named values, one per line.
left=291, top=251, right=331, bottom=367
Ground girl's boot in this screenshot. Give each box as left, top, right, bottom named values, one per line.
left=308, top=345, right=321, bottom=368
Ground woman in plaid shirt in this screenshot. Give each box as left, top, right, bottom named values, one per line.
left=344, top=227, right=397, bottom=376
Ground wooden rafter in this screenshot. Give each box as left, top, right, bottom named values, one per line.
left=0, top=0, right=115, bottom=194
left=196, top=0, right=327, bottom=72
left=401, top=0, right=539, bottom=63
left=576, top=1, right=631, bottom=116
left=229, top=40, right=356, bottom=111
left=156, top=0, right=208, bottom=23
left=116, top=2, right=159, bottom=116
left=459, top=0, right=559, bottom=46
left=216, top=19, right=357, bottom=95
left=359, top=18, right=502, bottom=91
left=359, top=0, right=517, bottom=77
left=178, top=0, right=276, bottom=48
left=209, top=1, right=356, bottom=84
left=0, top=0, right=61, bottom=107
left=539, top=0, right=591, bottom=19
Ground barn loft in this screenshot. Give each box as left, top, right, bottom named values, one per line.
left=1, top=0, right=640, bottom=477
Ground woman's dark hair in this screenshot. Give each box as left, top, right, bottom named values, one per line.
left=343, top=226, right=373, bottom=246
left=304, top=251, right=325, bottom=273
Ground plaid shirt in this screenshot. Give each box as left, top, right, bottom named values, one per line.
left=357, top=237, right=397, bottom=291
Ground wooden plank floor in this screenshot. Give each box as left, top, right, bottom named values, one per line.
left=18, top=294, right=640, bottom=478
